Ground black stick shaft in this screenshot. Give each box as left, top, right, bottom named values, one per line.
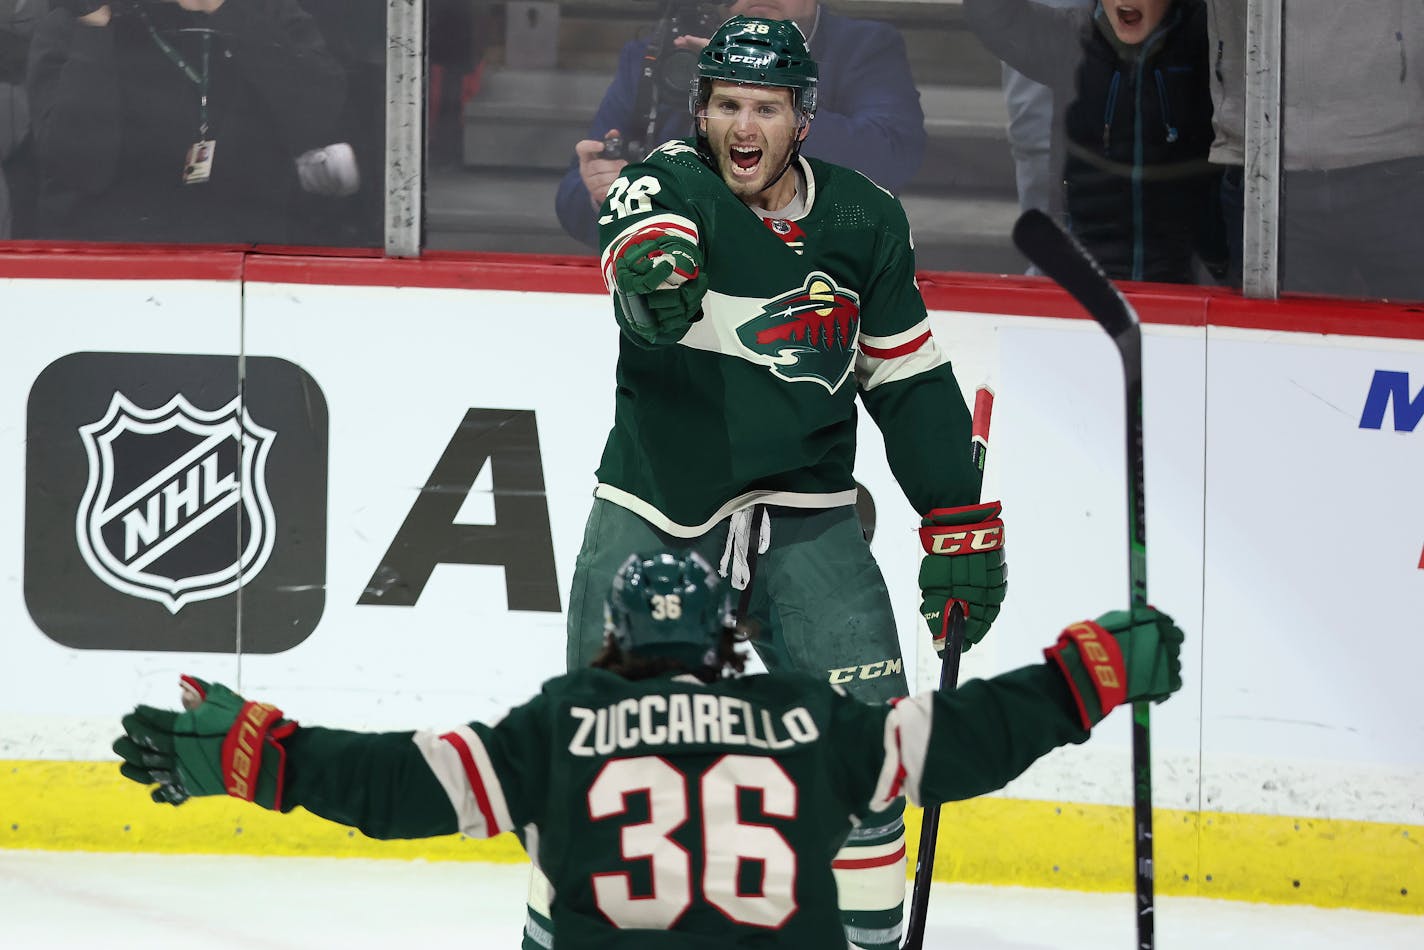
left=1010, top=211, right=1154, bottom=949
left=901, top=603, right=964, bottom=950
left=902, top=386, right=993, bottom=950
left=1120, top=329, right=1154, bottom=950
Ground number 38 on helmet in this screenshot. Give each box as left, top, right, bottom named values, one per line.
left=690, top=15, right=819, bottom=123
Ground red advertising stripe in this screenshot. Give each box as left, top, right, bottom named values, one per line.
left=1207, top=291, right=1424, bottom=341
left=2, top=243, right=1422, bottom=341
left=0, top=244, right=244, bottom=281
left=916, top=271, right=1211, bottom=328
left=245, top=250, right=606, bottom=294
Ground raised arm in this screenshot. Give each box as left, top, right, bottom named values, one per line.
left=113, top=675, right=553, bottom=844
left=841, top=606, right=1185, bottom=813
left=963, top=0, right=1091, bottom=89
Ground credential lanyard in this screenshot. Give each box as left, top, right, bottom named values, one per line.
left=137, top=8, right=214, bottom=139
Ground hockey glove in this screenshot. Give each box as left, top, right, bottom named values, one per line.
left=1044, top=606, right=1185, bottom=729
left=918, top=501, right=1007, bottom=655
left=113, top=675, right=297, bottom=810
left=613, top=233, right=709, bottom=345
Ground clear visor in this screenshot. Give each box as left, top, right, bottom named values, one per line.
left=695, top=94, right=802, bottom=131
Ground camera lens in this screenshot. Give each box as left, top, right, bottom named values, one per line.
left=657, top=47, right=697, bottom=106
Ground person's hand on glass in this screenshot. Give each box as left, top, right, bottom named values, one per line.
left=161, top=0, right=228, bottom=11
left=66, top=1, right=110, bottom=26
left=72, top=0, right=226, bottom=26
left=672, top=34, right=712, bottom=53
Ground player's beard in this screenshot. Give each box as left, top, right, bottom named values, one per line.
left=713, top=130, right=796, bottom=203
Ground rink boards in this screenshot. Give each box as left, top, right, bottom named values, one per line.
left=0, top=251, right=1419, bottom=914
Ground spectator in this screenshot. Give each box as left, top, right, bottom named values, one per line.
left=114, top=549, right=1185, bottom=950
left=1, top=0, right=44, bottom=238
left=1207, top=0, right=1424, bottom=300
left=999, top=0, right=1094, bottom=217
left=27, top=0, right=345, bottom=244
left=966, top=0, right=1224, bottom=284
left=554, top=0, right=927, bottom=250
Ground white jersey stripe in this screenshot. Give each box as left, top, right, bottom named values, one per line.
left=855, top=334, right=951, bottom=393
left=872, top=694, right=935, bottom=808
left=599, top=213, right=701, bottom=291
left=859, top=319, right=933, bottom=353
left=411, top=725, right=514, bottom=838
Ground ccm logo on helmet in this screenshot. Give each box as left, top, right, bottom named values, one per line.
left=729, top=53, right=775, bottom=67
left=923, top=525, right=1004, bottom=556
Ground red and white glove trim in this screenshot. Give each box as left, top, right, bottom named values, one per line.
left=1043, top=620, right=1128, bottom=730
left=931, top=600, right=971, bottom=653
left=179, top=673, right=206, bottom=710
left=602, top=218, right=700, bottom=290
left=646, top=244, right=699, bottom=286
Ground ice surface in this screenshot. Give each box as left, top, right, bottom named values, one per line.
left=0, top=850, right=1417, bottom=949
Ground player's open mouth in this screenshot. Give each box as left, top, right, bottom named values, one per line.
left=1114, top=4, right=1143, bottom=27
left=731, top=145, right=763, bottom=177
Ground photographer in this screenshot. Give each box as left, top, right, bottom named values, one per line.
left=554, top=0, right=926, bottom=250
left=26, top=0, right=345, bottom=243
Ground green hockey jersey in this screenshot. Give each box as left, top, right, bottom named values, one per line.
left=595, top=140, right=982, bottom=536
left=282, top=664, right=1089, bottom=949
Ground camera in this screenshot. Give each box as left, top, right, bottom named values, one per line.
left=642, top=0, right=732, bottom=109
left=612, top=0, right=732, bottom=160
left=601, top=131, right=626, bottom=162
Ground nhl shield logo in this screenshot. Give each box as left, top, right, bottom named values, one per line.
left=75, top=393, right=278, bottom=613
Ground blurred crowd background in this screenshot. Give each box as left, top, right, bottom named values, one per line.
left=1, top=0, right=1419, bottom=304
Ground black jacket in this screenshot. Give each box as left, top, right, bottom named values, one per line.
left=968, top=0, right=1222, bottom=282
left=27, top=0, right=345, bottom=243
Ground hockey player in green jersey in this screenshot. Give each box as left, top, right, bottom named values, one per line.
left=570, top=14, right=1006, bottom=947
left=115, top=549, right=1185, bottom=950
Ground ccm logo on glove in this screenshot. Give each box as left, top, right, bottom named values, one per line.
left=919, top=522, right=1004, bottom=555
left=917, top=501, right=1009, bottom=656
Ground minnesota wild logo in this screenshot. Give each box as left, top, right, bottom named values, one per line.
left=735, top=273, right=861, bottom=392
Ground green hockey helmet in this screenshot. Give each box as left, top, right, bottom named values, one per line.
left=691, top=15, right=819, bottom=121
left=604, top=550, right=731, bottom=667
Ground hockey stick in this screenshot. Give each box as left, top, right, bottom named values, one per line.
left=902, top=385, right=994, bottom=950
left=1010, top=209, right=1154, bottom=950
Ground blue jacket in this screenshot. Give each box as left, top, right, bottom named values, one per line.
left=555, top=7, right=926, bottom=249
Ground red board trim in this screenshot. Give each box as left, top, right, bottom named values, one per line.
left=1, top=244, right=1421, bottom=341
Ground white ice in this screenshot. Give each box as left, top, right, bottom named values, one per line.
left=1, top=850, right=1418, bottom=949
